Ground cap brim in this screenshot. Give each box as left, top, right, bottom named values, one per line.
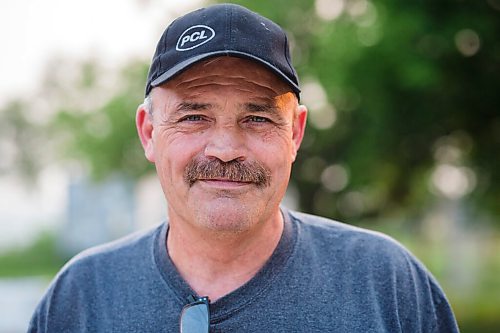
left=151, top=51, right=301, bottom=97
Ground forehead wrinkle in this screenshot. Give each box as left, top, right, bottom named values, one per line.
left=172, top=92, right=289, bottom=115
left=167, top=74, right=288, bottom=98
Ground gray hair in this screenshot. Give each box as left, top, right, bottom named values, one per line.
left=143, top=94, right=153, bottom=116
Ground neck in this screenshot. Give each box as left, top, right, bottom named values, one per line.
left=166, top=210, right=284, bottom=301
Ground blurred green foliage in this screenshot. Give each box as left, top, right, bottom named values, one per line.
left=0, top=101, right=45, bottom=181
left=0, top=232, right=66, bottom=277
left=48, top=60, right=154, bottom=180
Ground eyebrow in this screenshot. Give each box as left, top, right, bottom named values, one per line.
left=177, top=102, right=213, bottom=112
left=243, top=102, right=280, bottom=114
left=171, top=101, right=283, bottom=119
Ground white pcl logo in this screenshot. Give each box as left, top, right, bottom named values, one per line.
left=176, top=25, right=215, bottom=51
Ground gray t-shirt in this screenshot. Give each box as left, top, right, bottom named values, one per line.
left=29, top=210, right=459, bottom=332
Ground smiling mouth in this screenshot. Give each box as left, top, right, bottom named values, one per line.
left=197, top=178, right=253, bottom=187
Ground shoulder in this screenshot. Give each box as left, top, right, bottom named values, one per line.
left=49, top=223, right=164, bottom=295
left=287, top=210, right=452, bottom=302
left=284, top=210, right=459, bottom=332
left=71, top=223, right=162, bottom=265
left=28, top=223, right=165, bottom=331
left=67, top=223, right=163, bottom=264
left=50, top=222, right=163, bottom=286
left=286, top=210, right=432, bottom=280
left=288, top=210, right=406, bottom=255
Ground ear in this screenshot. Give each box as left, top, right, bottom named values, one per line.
left=291, top=105, right=307, bottom=162
left=136, top=104, right=156, bottom=163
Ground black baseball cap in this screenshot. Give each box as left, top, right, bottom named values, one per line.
left=145, top=3, right=300, bottom=98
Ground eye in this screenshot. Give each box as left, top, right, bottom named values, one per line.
left=179, top=114, right=205, bottom=122
left=248, top=115, right=270, bottom=123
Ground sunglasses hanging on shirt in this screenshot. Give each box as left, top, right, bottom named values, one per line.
left=180, top=295, right=210, bottom=333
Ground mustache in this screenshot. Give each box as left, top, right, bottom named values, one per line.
left=184, top=158, right=271, bottom=188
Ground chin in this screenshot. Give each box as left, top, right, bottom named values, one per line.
left=193, top=200, right=260, bottom=234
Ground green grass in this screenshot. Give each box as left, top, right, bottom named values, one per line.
left=0, top=232, right=67, bottom=278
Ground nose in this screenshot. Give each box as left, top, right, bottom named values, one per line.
left=204, top=125, right=246, bottom=162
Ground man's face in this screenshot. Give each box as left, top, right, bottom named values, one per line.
left=137, top=57, right=307, bottom=234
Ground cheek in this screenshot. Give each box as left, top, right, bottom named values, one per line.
left=261, top=128, right=295, bottom=156
left=154, top=134, right=205, bottom=183
left=250, top=132, right=295, bottom=171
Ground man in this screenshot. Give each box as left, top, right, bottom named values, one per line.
left=29, top=3, right=459, bottom=332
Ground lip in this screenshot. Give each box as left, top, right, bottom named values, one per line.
left=197, top=179, right=253, bottom=189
